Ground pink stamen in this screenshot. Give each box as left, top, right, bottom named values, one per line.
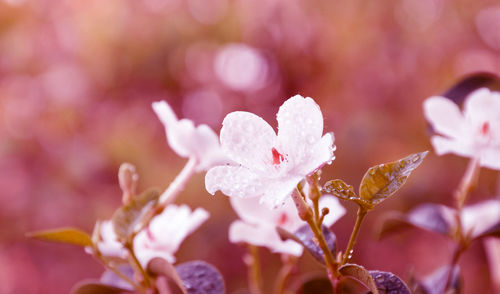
left=272, top=147, right=285, bottom=165
left=481, top=122, right=490, bottom=136
left=278, top=212, right=288, bottom=226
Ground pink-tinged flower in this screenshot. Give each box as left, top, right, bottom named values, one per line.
left=461, top=199, right=500, bottom=238
left=94, top=220, right=127, bottom=258
left=133, top=204, right=209, bottom=266
left=484, top=238, right=500, bottom=292
left=229, top=195, right=345, bottom=256
left=152, top=100, right=229, bottom=172
left=205, top=95, right=335, bottom=207
left=423, top=88, right=500, bottom=169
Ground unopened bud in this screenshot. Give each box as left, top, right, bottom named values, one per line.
left=291, top=189, right=313, bottom=221
left=118, top=163, right=139, bottom=205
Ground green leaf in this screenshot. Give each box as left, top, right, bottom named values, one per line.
left=112, top=188, right=160, bottom=242
left=358, top=151, right=428, bottom=209
left=27, top=227, right=93, bottom=247
left=339, top=263, right=380, bottom=294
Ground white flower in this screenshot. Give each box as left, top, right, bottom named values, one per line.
left=95, top=220, right=127, bottom=258
left=436, top=199, right=500, bottom=238
left=229, top=195, right=345, bottom=256
left=484, top=238, right=500, bottom=292
left=423, top=88, right=500, bottom=169
left=205, top=95, right=335, bottom=207
left=461, top=199, right=500, bottom=238
left=133, top=204, right=209, bottom=267
left=152, top=100, right=229, bottom=172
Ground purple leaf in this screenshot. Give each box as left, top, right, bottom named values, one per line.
left=294, top=224, right=336, bottom=265
left=377, top=203, right=453, bottom=239
left=175, top=261, right=225, bottom=294
left=369, top=270, right=411, bottom=294
left=414, top=266, right=461, bottom=294
left=475, top=221, right=500, bottom=240
left=442, top=73, right=500, bottom=106
left=100, top=265, right=135, bottom=291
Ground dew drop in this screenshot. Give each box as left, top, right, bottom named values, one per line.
left=411, top=155, right=420, bottom=163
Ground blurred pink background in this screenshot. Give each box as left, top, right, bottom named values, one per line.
left=1, top=0, right=499, bottom=293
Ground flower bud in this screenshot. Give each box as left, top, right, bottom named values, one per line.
left=118, top=163, right=139, bottom=205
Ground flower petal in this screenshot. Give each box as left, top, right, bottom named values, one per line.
left=220, top=111, right=277, bottom=172
left=462, top=200, right=500, bottom=238
left=480, top=147, right=500, bottom=170
left=153, top=101, right=195, bottom=157
left=293, top=132, right=335, bottom=176
left=259, top=175, right=304, bottom=208
left=464, top=88, right=500, bottom=126
left=430, top=135, right=474, bottom=157
left=166, top=119, right=197, bottom=158
left=230, top=197, right=278, bottom=226
left=423, top=96, right=465, bottom=139
left=134, top=244, right=176, bottom=267
left=134, top=205, right=208, bottom=266
left=193, top=124, right=229, bottom=171
left=229, top=220, right=303, bottom=256
left=319, top=195, right=346, bottom=227
left=152, top=101, right=178, bottom=127
left=205, top=165, right=265, bottom=198
left=277, top=95, right=325, bottom=161
left=484, top=238, right=500, bottom=292
left=97, top=221, right=126, bottom=258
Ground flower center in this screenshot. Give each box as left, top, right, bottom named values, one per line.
left=278, top=212, right=288, bottom=226
left=272, top=147, right=285, bottom=165
left=481, top=121, right=490, bottom=136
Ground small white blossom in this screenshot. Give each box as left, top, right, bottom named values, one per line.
left=461, top=199, right=500, bottom=238
left=205, top=95, right=335, bottom=207
left=133, top=204, right=209, bottom=266
left=153, top=100, right=229, bottom=172
left=229, top=195, right=345, bottom=256
left=423, top=88, right=500, bottom=169
left=437, top=199, right=500, bottom=238
left=95, top=220, right=127, bottom=258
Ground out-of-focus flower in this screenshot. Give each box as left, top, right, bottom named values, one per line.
left=461, top=199, right=500, bottom=238
left=423, top=88, right=500, bottom=169
left=214, top=43, right=268, bottom=92
left=133, top=204, right=209, bottom=266
left=152, top=100, right=229, bottom=172
left=205, top=95, right=335, bottom=207
left=229, top=195, right=345, bottom=256
left=484, top=238, right=500, bottom=292
left=95, top=221, right=127, bottom=258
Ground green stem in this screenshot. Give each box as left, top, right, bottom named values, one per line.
left=342, top=207, right=367, bottom=265
left=292, top=185, right=340, bottom=288
left=273, top=255, right=297, bottom=294
left=247, top=245, right=263, bottom=294
left=125, top=242, right=152, bottom=289
left=444, top=157, right=480, bottom=293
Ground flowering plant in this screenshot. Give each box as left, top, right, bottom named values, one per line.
left=28, top=81, right=500, bottom=294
